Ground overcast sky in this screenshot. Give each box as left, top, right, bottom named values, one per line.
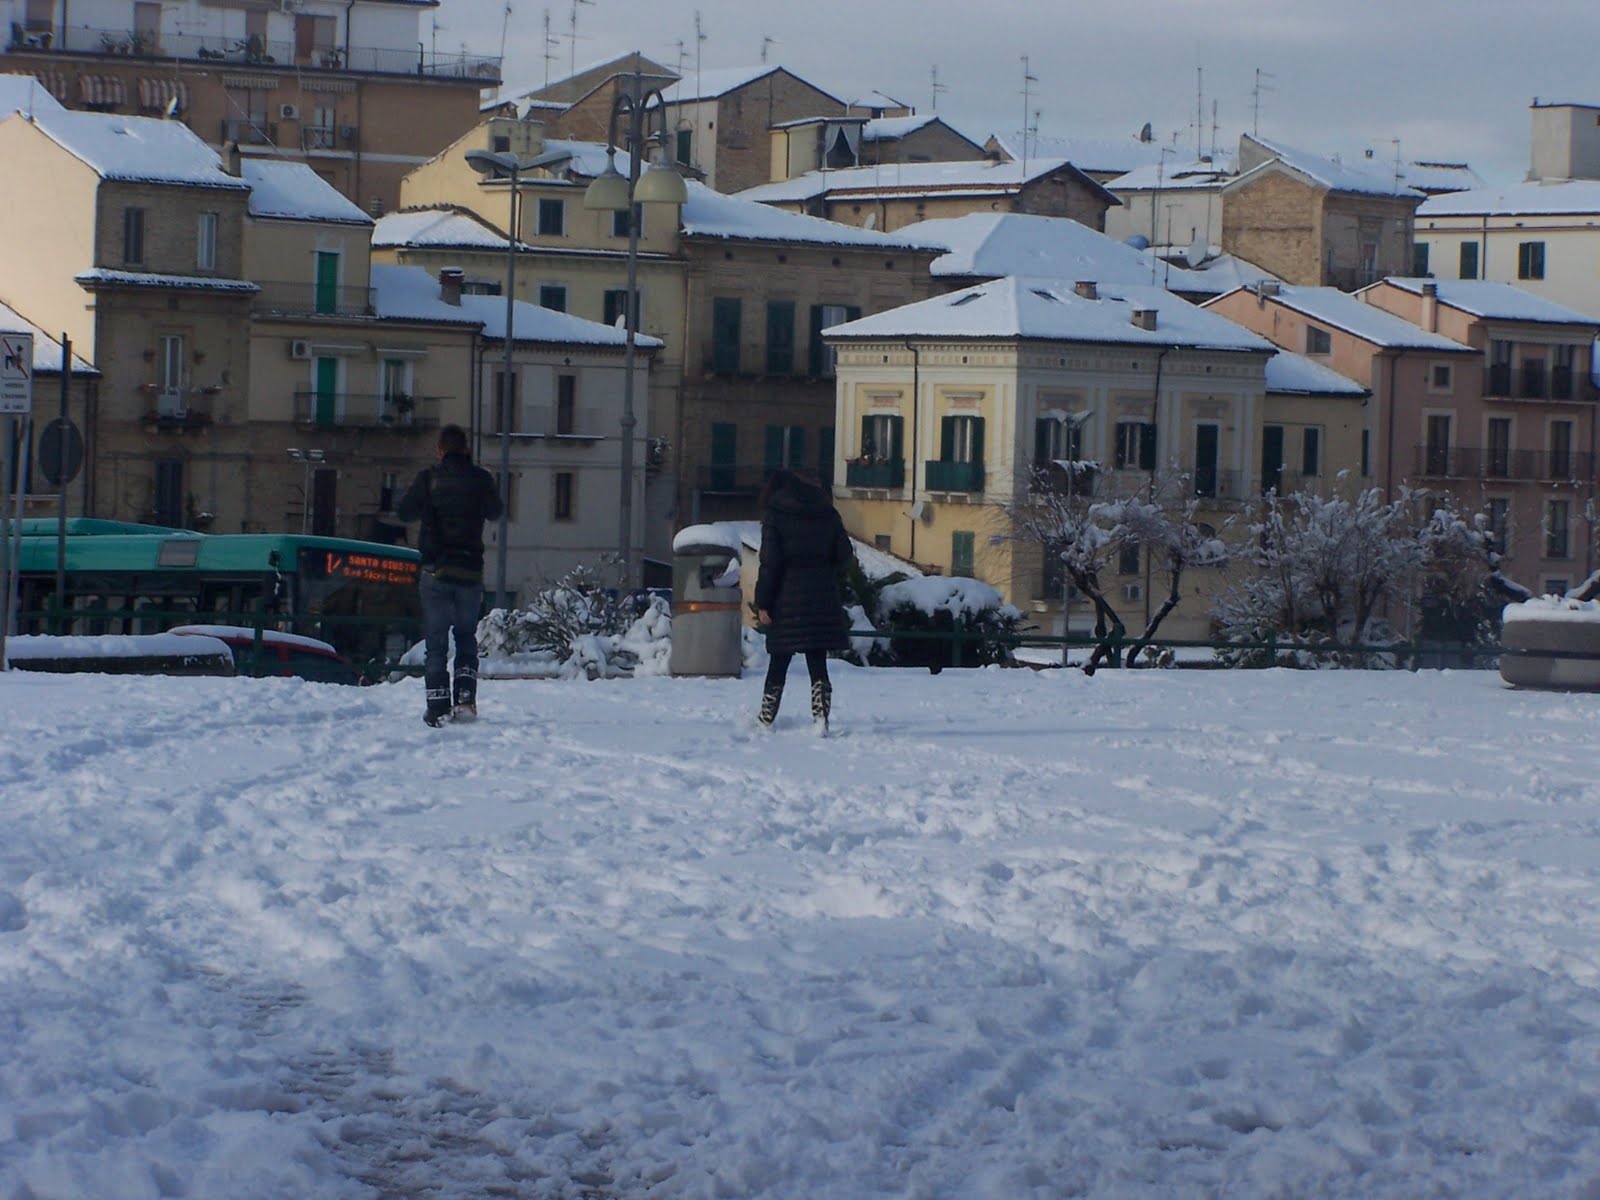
left=445, top=0, right=1600, bottom=187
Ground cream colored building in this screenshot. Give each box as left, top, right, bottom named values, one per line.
left=825, top=277, right=1275, bottom=638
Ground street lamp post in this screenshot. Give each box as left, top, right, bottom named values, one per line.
left=286, top=447, right=324, bottom=534
left=582, top=70, right=687, bottom=590
left=464, top=147, right=524, bottom=612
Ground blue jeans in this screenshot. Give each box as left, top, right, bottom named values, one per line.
left=420, top=570, right=483, bottom=705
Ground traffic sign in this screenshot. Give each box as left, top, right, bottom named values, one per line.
left=39, top=417, right=84, bottom=486
left=1, top=332, right=33, bottom=415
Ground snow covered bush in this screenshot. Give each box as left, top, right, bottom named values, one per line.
left=874, top=576, right=1023, bottom=669
left=475, top=563, right=669, bottom=679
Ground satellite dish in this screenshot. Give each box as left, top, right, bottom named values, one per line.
left=1138, top=121, right=1153, bottom=144
left=1183, top=230, right=1206, bottom=269
left=862, top=212, right=877, bottom=230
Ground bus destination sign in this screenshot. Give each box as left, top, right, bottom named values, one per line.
left=319, top=551, right=418, bottom=588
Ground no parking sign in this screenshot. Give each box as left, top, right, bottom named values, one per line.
left=1, top=332, right=32, bottom=414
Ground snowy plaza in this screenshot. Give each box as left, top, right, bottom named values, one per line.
left=3, top=664, right=1600, bottom=1198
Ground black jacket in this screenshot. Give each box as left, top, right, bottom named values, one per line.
left=396, top=452, right=503, bottom=581
left=755, top=477, right=856, bottom=654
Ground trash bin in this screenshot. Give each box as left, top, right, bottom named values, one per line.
left=669, top=543, right=744, bottom=677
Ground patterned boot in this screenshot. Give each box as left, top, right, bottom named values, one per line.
left=453, top=670, right=478, bottom=722
left=424, top=686, right=452, bottom=728
left=810, top=679, right=832, bottom=735
left=757, top=683, right=783, bottom=727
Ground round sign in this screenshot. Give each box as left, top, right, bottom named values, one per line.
left=38, top=417, right=84, bottom=487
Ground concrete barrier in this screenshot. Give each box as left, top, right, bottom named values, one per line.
left=1499, top=600, right=1600, bottom=691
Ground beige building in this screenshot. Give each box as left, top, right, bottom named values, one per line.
left=824, top=277, right=1275, bottom=638
left=1222, top=134, right=1424, bottom=290
left=0, top=299, right=100, bottom=516
left=2, top=0, right=498, bottom=214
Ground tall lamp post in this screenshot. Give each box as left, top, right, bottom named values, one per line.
left=464, top=146, right=526, bottom=612
left=286, top=447, right=324, bottom=534
left=582, top=71, right=687, bottom=590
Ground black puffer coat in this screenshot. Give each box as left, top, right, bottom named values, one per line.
left=755, top=476, right=856, bottom=654
left=396, top=452, right=503, bottom=581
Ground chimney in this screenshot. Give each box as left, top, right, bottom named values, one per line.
left=1131, top=308, right=1158, bottom=331
left=1420, top=280, right=1439, bottom=332
left=438, top=267, right=464, bottom=306
left=1073, top=280, right=1098, bottom=300
left=225, top=142, right=242, bottom=178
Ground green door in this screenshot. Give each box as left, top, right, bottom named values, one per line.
left=314, top=357, right=338, bottom=427
left=315, top=251, right=339, bottom=315
left=710, top=422, right=737, bottom=491
left=951, top=531, right=975, bottom=578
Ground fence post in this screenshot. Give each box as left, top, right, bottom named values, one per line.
left=250, top=600, right=267, bottom=678
left=952, top=616, right=964, bottom=669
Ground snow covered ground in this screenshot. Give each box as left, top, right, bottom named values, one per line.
left=3, top=665, right=1599, bottom=1199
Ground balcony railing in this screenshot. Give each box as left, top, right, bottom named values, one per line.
left=294, top=392, right=441, bottom=430
left=1030, top=460, right=1099, bottom=498
left=1413, top=444, right=1597, bottom=481
left=220, top=118, right=277, bottom=147
left=696, top=464, right=768, bottom=494
left=521, top=405, right=605, bottom=439
left=1485, top=362, right=1586, bottom=401
left=925, top=460, right=985, bottom=493
left=254, top=281, right=374, bottom=318
left=19, top=25, right=502, bottom=82
left=1191, top=467, right=1246, bottom=500
left=845, top=459, right=905, bottom=489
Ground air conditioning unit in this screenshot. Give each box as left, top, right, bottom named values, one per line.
left=339, top=125, right=357, bottom=142
left=288, top=339, right=311, bottom=360
left=279, top=103, right=299, bottom=121
left=1121, top=582, right=1144, bottom=602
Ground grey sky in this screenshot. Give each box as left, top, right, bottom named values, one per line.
left=443, top=0, right=1600, bottom=187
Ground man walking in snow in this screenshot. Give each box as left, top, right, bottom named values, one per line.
left=397, top=424, right=503, bottom=726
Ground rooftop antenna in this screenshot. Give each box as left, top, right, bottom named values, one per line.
left=1251, top=68, right=1276, bottom=137
left=694, top=10, right=707, bottom=103
left=760, top=35, right=775, bottom=65
left=568, top=0, right=594, bottom=82
left=1195, top=66, right=1203, bottom=158
left=1210, top=98, right=1219, bottom=160
left=500, top=1, right=513, bottom=66
left=541, top=9, right=560, bottom=89
left=931, top=64, right=947, bottom=113
left=673, top=38, right=688, bottom=78
left=1020, top=55, right=1038, bottom=174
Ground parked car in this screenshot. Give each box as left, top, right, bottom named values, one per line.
left=169, top=625, right=362, bottom=685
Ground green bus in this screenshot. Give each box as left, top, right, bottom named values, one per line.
left=8, top=519, right=422, bottom=667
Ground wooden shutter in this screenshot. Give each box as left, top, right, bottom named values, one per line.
left=887, top=416, right=904, bottom=462
left=764, top=424, right=786, bottom=469
left=939, top=415, right=956, bottom=460
left=1139, top=423, right=1157, bottom=471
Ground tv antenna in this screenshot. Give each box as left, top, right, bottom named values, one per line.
left=1020, top=55, right=1038, bottom=172
left=1251, top=68, right=1276, bottom=137
left=541, top=8, right=560, bottom=89
left=760, top=35, right=776, bottom=64
left=500, top=1, right=513, bottom=65
left=567, top=0, right=594, bottom=82
left=931, top=64, right=947, bottom=113
left=694, top=10, right=707, bottom=101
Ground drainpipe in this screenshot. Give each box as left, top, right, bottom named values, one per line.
left=344, top=0, right=356, bottom=61
left=904, top=340, right=920, bottom=563
left=1144, top=346, right=1171, bottom=628
left=1383, top=351, right=1398, bottom=500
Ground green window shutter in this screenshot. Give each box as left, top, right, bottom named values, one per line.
left=971, top=417, right=985, bottom=465
left=888, top=416, right=904, bottom=462
left=713, top=297, right=742, bottom=373
left=788, top=426, right=806, bottom=467
left=1139, top=423, right=1157, bottom=471
left=940, top=415, right=956, bottom=460
left=315, top=251, right=339, bottom=315
left=951, top=531, right=975, bottom=578
left=859, top=415, right=874, bottom=457
left=764, top=424, right=785, bottom=468
left=766, top=301, right=795, bottom=375
left=809, top=305, right=826, bottom=378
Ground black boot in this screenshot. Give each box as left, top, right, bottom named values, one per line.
left=758, top=683, right=783, bottom=727
left=453, top=670, right=477, bottom=721
left=811, top=679, right=831, bottom=733
left=424, top=686, right=452, bottom=728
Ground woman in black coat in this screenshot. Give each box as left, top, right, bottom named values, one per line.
left=754, top=468, right=856, bottom=730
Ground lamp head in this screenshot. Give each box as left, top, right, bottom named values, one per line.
left=634, top=160, right=688, bottom=206
left=583, top=149, right=631, bottom=212
left=465, top=148, right=517, bottom=178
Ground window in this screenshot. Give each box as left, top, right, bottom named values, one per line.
left=809, top=304, right=859, bottom=378
left=1114, top=421, right=1156, bottom=470
left=941, top=415, right=983, bottom=463
left=1459, top=241, right=1479, bottom=280
left=1118, top=540, right=1141, bottom=576
left=1487, top=338, right=1514, bottom=396
left=1034, top=415, right=1084, bottom=467
left=553, top=472, right=574, bottom=520
left=1261, top=424, right=1285, bottom=494
left=611, top=207, right=641, bottom=239
left=556, top=374, right=576, bottom=435
left=123, top=207, right=145, bottom=265
left=708, top=422, right=737, bottom=490
left=676, top=128, right=693, bottom=166
left=1547, top=499, right=1570, bottom=559
left=1550, top=420, right=1573, bottom=479
left=1412, top=241, right=1430, bottom=277
left=1425, top=413, right=1451, bottom=476
left=1361, top=428, right=1371, bottom=478
left=491, top=368, right=518, bottom=434
left=1430, top=363, right=1452, bottom=390
left=154, top=460, right=184, bottom=527
left=382, top=358, right=413, bottom=422
left=765, top=424, right=806, bottom=472
left=1194, top=423, right=1220, bottom=497
left=196, top=212, right=217, bottom=272
left=1487, top=417, right=1511, bottom=477
left=493, top=470, right=517, bottom=524
left=1486, top=498, right=1510, bottom=554
left=1552, top=344, right=1576, bottom=399
left=861, top=413, right=903, bottom=461
left=537, top=197, right=565, bottom=237
left=1546, top=578, right=1570, bottom=596
left=1301, top=427, right=1320, bottom=478
left=1305, top=325, right=1332, bottom=355
left=765, top=301, right=796, bottom=375
left=950, top=531, right=975, bottom=578
left=604, top=287, right=640, bottom=329
left=1518, top=241, right=1546, bottom=280
left=712, top=297, right=741, bottom=373
left=315, top=250, right=339, bottom=315
left=158, top=334, right=184, bottom=411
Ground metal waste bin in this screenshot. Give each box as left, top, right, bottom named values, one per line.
left=669, top=543, right=744, bottom=677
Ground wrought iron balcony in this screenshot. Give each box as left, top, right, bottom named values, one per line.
left=254, top=281, right=374, bottom=318
left=294, top=392, right=441, bottom=430
left=925, top=460, right=985, bottom=493
left=1191, top=467, right=1246, bottom=500
left=220, top=118, right=277, bottom=147
left=1413, top=444, right=1596, bottom=481
left=845, top=459, right=905, bottom=489
left=1485, top=362, right=1586, bottom=401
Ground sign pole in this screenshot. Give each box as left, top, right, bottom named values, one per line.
left=56, top=334, right=69, bottom=631
left=1, top=331, right=36, bottom=669
left=0, top=414, right=13, bottom=668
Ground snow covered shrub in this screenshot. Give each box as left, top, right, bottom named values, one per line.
left=476, top=563, right=668, bottom=678
left=874, top=576, right=1023, bottom=669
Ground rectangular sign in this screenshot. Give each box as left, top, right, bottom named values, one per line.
left=0, top=332, right=33, bottom=415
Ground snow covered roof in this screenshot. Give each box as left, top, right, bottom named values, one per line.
left=861, top=115, right=938, bottom=142
left=1176, top=252, right=1280, bottom=295
left=1418, top=177, right=1600, bottom=217
left=826, top=277, right=1275, bottom=353
left=1105, top=156, right=1235, bottom=192
left=457, top=291, right=662, bottom=350
left=736, top=156, right=1115, bottom=206
left=1372, top=278, right=1600, bottom=327
left=369, top=264, right=486, bottom=325
left=0, top=73, right=66, bottom=118
left=0, top=301, right=98, bottom=374
left=242, top=159, right=372, bottom=225
left=846, top=90, right=912, bottom=113
left=1264, top=349, right=1367, bottom=397
left=373, top=208, right=522, bottom=251
left=898, top=212, right=1214, bottom=291
left=24, top=108, right=249, bottom=190
left=74, top=268, right=258, bottom=293
left=1000, top=133, right=1175, bottom=176
left=665, top=65, right=836, bottom=104
left=680, top=181, right=946, bottom=251
left=1400, top=161, right=1484, bottom=194
left=1233, top=135, right=1424, bottom=199
left=1211, top=284, right=1473, bottom=352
